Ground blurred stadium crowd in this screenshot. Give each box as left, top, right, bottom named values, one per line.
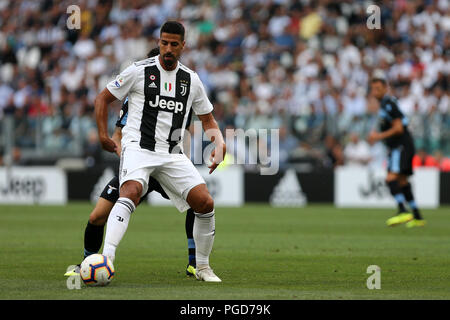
left=0, top=0, right=449, bottom=171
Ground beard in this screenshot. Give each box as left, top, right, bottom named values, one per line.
left=162, top=53, right=176, bottom=68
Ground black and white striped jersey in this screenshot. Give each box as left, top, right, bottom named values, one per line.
left=107, top=55, right=212, bottom=154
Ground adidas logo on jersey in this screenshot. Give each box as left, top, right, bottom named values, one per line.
left=148, top=95, right=184, bottom=114
left=148, top=82, right=157, bottom=88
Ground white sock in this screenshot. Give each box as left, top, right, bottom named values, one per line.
left=193, top=210, right=215, bottom=267
left=102, top=197, right=135, bottom=262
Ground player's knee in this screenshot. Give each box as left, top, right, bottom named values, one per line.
left=196, top=195, right=214, bottom=214
left=205, top=196, right=214, bottom=213
left=120, top=181, right=142, bottom=206
left=89, top=210, right=108, bottom=226
left=89, top=213, right=107, bottom=226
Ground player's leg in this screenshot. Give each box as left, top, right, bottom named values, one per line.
left=154, top=157, right=220, bottom=282
left=84, top=198, right=114, bottom=257
left=397, top=143, right=426, bottom=227
left=386, top=172, right=407, bottom=214
left=186, top=184, right=221, bottom=282
left=147, top=176, right=196, bottom=276
left=102, top=179, right=142, bottom=262
left=83, top=176, right=121, bottom=258
left=185, top=208, right=196, bottom=276
left=64, top=177, right=119, bottom=276
left=98, top=178, right=163, bottom=260
left=385, top=148, right=408, bottom=212
left=386, top=172, right=413, bottom=226
left=102, top=147, right=154, bottom=262
left=398, top=175, right=423, bottom=221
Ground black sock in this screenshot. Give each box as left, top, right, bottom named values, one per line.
left=387, top=180, right=407, bottom=213
left=84, top=222, right=105, bottom=259
left=185, top=208, right=196, bottom=266
left=401, top=183, right=423, bottom=220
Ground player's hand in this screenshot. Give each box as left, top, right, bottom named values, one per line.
left=99, top=135, right=118, bottom=153
left=208, top=143, right=226, bottom=174
left=114, top=143, right=121, bottom=157
left=367, top=131, right=380, bottom=145
left=111, top=138, right=122, bottom=157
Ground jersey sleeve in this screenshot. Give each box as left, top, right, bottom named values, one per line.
left=115, top=97, right=129, bottom=128
left=106, top=63, right=138, bottom=101
left=191, top=73, right=213, bottom=115
left=386, top=99, right=403, bottom=119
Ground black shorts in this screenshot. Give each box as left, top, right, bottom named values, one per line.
left=387, top=143, right=415, bottom=176
left=100, top=176, right=169, bottom=204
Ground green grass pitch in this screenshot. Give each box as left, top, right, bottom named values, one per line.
left=1, top=203, right=449, bottom=299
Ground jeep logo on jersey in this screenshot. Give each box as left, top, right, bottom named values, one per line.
left=148, top=95, right=184, bottom=114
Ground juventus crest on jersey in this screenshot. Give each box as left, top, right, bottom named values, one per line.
left=107, top=55, right=213, bottom=154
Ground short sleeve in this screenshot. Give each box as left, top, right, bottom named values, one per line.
left=386, top=99, right=403, bottom=119
left=191, top=73, right=213, bottom=115
left=115, top=97, right=129, bottom=128
left=106, top=63, right=138, bottom=101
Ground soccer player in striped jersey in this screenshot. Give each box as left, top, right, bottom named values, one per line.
left=368, top=72, right=425, bottom=228
left=64, top=48, right=197, bottom=278
left=95, top=21, right=225, bottom=281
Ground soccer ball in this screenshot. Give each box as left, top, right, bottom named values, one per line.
left=80, top=254, right=115, bottom=286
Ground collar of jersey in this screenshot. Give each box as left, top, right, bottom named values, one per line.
left=155, top=55, right=180, bottom=74
left=381, top=94, right=390, bottom=104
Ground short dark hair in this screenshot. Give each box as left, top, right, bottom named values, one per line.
left=371, top=78, right=387, bottom=85
left=160, top=21, right=185, bottom=41
left=147, top=47, right=160, bottom=58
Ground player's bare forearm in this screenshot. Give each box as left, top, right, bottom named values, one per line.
left=369, top=118, right=404, bottom=143
left=198, top=112, right=226, bottom=173
left=95, top=88, right=114, bottom=138
left=379, top=119, right=404, bottom=139
left=95, top=88, right=118, bottom=152
left=199, top=113, right=224, bottom=144
left=111, top=127, right=122, bottom=157
left=380, top=122, right=404, bottom=139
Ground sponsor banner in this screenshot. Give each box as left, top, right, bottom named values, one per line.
left=440, top=172, right=450, bottom=204
left=244, top=170, right=334, bottom=204
left=0, top=166, right=67, bottom=204
left=66, top=165, right=119, bottom=201
left=270, top=169, right=307, bottom=207
left=148, top=165, right=244, bottom=207
left=90, top=167, right=116, bottom=203
left=335, top=166, right=439, bottom=208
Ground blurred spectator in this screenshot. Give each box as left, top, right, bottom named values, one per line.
left=12, top=147, right=25, bottom=165
left=323, top=135, right=344, bottom=168
left=0, top=0, right=447, bottom=169
left=28, top=95, right=49, bottom=117
left=278, top=125, right=299, bottom=170
left=343, top=132, right=371, bottom=166
left=60, top=61, right=84, bottom=93
left=84, top=129, right=102, bottom=167
left=367, top=141, right=386, bottom=171
left=0, top=81, right=13, bottom=119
